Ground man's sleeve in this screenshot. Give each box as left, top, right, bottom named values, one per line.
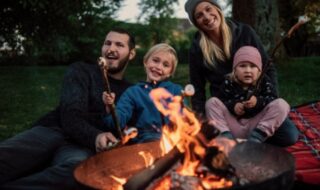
left=59, top=63, right=102, bottom=151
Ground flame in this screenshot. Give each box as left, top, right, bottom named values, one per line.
left=160, top=126, right=174, bottom=155
left=201, top=175, right=233, bottom=189
left=139, top=151, right=155, bottom=167
left=109, top=88, right=234, bottom=190
left=110, top=175, right=127, bottom=190
left=150, top=88, right=233, bottom=189
left=208, top=137, right=237, bottom=156
left=152, top=176, right=171, bottom=190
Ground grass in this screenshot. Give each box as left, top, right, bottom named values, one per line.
left=277, top=57, right=320, bottom=106
left=0, top=57, right=319, bottom=141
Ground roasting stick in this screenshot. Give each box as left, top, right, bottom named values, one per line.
left=98, top=57, right=124, bottom=142
left=246, top=15, right=309, bottom=100
left=271, top=15, right=309, bottom=60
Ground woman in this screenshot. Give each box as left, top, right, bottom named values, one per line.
left=184, top=0, right=298, bottom=146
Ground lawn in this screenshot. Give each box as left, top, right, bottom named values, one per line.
left=0, top=57, right=319, bottom=141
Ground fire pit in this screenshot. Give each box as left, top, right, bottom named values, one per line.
left=228, top=142, right=295, bottom=190
left=124, top=141, right=295, bottom=190
left=74, top=88, right=295, bottom=190
left=74, top=140, right=294, bottom=190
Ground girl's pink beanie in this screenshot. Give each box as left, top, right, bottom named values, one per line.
left=233, top=46, right=262, bottom=71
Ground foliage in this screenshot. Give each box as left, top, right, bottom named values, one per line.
left=2, top=0, right=317, bottom=66
left=278, top=0, right=320, bottom=35
left=137, top=0, right=179, bottom=45
left=0, top=0, right=124, bottom=65
left=276, top=0, right=320, bottom=57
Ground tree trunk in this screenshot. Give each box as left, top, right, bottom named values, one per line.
left=232, top=0, right=279, bottom=54
left=232, top=0, right=256, bottom=27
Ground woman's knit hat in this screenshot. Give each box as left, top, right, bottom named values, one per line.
left=233, top=46, right=262, bottom=71
left=184, top=0, right=221, bottom=26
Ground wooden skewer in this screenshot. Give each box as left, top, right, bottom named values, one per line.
left=246, top=16, right=309, bottom=100
left=98, top=57, right=124, bottom=141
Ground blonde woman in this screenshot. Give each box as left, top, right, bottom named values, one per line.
left=185, top=0, right=298, bottom=146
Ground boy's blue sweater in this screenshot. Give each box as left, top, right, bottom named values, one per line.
left=103, top=81, right=182, bottom=143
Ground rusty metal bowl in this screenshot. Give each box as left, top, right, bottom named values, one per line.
left=75, top=141, right=295, bottom=190
left=74, top=141, right=162, bottom=189
left=228, top=142, right=295, bottom=190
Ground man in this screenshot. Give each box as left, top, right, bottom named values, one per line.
left=0, top=28, right=136, bottom=189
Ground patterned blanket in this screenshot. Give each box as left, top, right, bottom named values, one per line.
left=287, top=100, right=320, bottom=185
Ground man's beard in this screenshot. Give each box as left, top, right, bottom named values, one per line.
left=108, top=54, right=130, bottom=74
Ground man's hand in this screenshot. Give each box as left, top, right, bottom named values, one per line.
left=234, top=102, right=245, bottom=116
left=243, top=95, right=257, bottom=108
left=95, top=132, right=118, bottom=153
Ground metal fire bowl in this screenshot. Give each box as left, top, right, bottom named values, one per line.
left=74, top=141, right=162, bottom=189
left=228, top=142, right=295, bottom=190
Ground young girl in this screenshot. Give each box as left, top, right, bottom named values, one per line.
left=205, top=46, right=290, bottom=143
left=102, top=43, right=182, bottom=144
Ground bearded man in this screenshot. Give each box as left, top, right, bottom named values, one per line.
left=0, top=28, right=136, bottom=190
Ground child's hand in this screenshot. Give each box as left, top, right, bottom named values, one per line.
left=102, top=91, right=115, bottom=113
left=102, top=91, right=116, bottom=105
left=234, top=102, right=245, bottom=116
left=243, top=95, right=257, bottom=108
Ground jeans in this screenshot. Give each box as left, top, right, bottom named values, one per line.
left=0, top=126, right=93, bottom=190
left=266, top=117, right=299, bottom=147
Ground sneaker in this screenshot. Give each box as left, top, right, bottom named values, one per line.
left=248, top=128, right=268, bottom=143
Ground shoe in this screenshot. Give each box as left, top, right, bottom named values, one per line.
left=200, top=120, right=220, bottom=140
left=219, top=131, right=235, bottom=140
left=248, top=128, right=268, bottom=143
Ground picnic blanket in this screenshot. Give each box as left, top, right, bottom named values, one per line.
left=287, top=100, right=320, bottom=185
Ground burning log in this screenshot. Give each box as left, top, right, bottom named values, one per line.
left=203, top=146, right=236, bottom=178
left=124, top=147, right=183, bottom=190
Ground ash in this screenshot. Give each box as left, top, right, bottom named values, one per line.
left=236, top=162, right=277, bottom=185
left=168, top=172, right=200, bottom=190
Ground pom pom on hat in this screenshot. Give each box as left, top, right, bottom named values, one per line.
left=233, top=46, right=262, bottom=71
left=185, top=0, right=221, bottom=26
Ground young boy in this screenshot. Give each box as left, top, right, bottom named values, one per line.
left=205, top=46, right=290, bottom=144
left=102, top=43, right=182, bottom=145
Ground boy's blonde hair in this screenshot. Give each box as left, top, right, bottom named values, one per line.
left=143, top=43, right=178, bottom=76
left=199, top=7, right=232, bottom=69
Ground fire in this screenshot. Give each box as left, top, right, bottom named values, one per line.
left=139, top=151, right=155, bottom=167
left=110, top=175, right=127, bottom=190
left=149, top=88, right=233, bottom=189
left=201, top=176, right=233, bottom=189
left=108, top=87, right=233, bottom=189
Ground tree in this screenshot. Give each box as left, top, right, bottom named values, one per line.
left=278, top=0, right=320, bottom=56
left=0, top=0, right=124, bottom=65
left=232, top=0, right=279, bottom=53
left=232, top=0, right=320, bottom=57
left=137, top=0, right=179, bottom=45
